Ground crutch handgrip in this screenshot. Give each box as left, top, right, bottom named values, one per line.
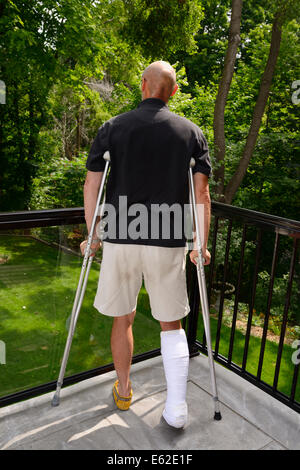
left=195, top=256, right=206, bottom=265
left=190, top=157, right=195, bottom=168
left=103, top=150, right=110, bottom=162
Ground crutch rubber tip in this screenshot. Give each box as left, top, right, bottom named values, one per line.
left=214, top=411, right=222, bottom=421
left=51, top=393, right=60, bottom=407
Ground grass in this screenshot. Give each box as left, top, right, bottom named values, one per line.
left=0, top=234, right=160, bottom=398
left=0, top=234, right=298, bottom=405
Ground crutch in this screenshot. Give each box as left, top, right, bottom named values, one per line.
left=188, top=157, right=222, bottom=420
left=51, top=151, right=111, bottom=407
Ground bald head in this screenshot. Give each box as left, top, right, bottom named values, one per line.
left=141, top=61, right=178, bottom=103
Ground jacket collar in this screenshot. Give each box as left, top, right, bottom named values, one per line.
left=138, top=98, right=168, bottom=109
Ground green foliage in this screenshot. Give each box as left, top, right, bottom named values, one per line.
left=121, top=0, right=204, bottom=59
left=233, top=133, right=300, bottom=220
left=2, top=0, right=299, bottom=220
left=29, top=153, right=87, bottom=210
left=170, top=0, right=230, bottom=88
left=167, top=65, right=197, bottom=117
left=0, top=0, right=143, bottom=210
left=255, top=270, right=300, bottom=324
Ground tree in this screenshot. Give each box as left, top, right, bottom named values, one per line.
left=213, top=0, right=243, bottom=199
left=224, top=0, right=294, bottom=204
left=212, top=0, right=300, bottom=204
left=0, top=0, right=136, bottom=209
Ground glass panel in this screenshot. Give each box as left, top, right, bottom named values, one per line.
left=0, top=226, right=161, bottom=399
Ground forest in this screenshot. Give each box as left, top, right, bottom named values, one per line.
left=0, top=0, right=299, bottom=220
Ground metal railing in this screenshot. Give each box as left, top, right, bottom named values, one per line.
left=0, top=203, right=299, bottom=412
left=186, top=202, right=300, bottom=413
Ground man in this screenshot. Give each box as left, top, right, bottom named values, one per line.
left=80, top=61, right=212, bottom=428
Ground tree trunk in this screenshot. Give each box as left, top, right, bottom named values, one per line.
left=13, top=81, right=23, bottom=165
left=213, top=0, right=243, bottom=201
left=24, top=84, right=39, bottom=207
left=63, top=111, right=72, bottom=160
left=224, top=10, right=283, bottom=204
left=75, top=110, right=82, bottom=157
left=28, top=85, right=36, bottom=158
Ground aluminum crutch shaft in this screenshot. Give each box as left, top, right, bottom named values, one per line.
left=51, top=151, right=110, bottom=407
left=188, top=158, right=222, bottom=420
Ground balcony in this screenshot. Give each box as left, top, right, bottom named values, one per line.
left=0, top=203, right=299, bottom=451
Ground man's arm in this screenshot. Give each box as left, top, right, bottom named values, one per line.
left=189, top=172, right=211, bottom=266
left=80, top=170, right=103, bottom=256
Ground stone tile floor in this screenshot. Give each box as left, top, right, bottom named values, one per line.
left=1, top=355, right=299, bottom=450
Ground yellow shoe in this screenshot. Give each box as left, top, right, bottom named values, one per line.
left=112, top=380, right=133, bottom=411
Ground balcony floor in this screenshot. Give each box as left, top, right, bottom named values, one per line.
left=1, top=354, right=299, bottom=451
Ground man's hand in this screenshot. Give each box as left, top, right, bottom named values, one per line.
left=189, top=248, right=211, bottom=266
left=80, top=239, right=101, bottom=257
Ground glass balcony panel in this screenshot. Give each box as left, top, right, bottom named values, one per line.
left=0, top=226, right=161, bottom=399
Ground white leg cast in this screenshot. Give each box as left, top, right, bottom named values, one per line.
left=160, top=328, right=189, bottom=428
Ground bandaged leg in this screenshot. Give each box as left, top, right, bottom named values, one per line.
left=160, top=329, right=189, bottom=428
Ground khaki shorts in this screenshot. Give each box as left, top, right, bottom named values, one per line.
left=93, top=242, right=190, bottom=322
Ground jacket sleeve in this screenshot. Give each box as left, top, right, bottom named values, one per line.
left=86, top=121, right=110, bottom=172
left=192, top=128, right=212, bottom=177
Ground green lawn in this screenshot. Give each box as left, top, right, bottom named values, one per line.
left=0, top=234, right=161, bottom=398
left=0, top=234, right=298, bottom=405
